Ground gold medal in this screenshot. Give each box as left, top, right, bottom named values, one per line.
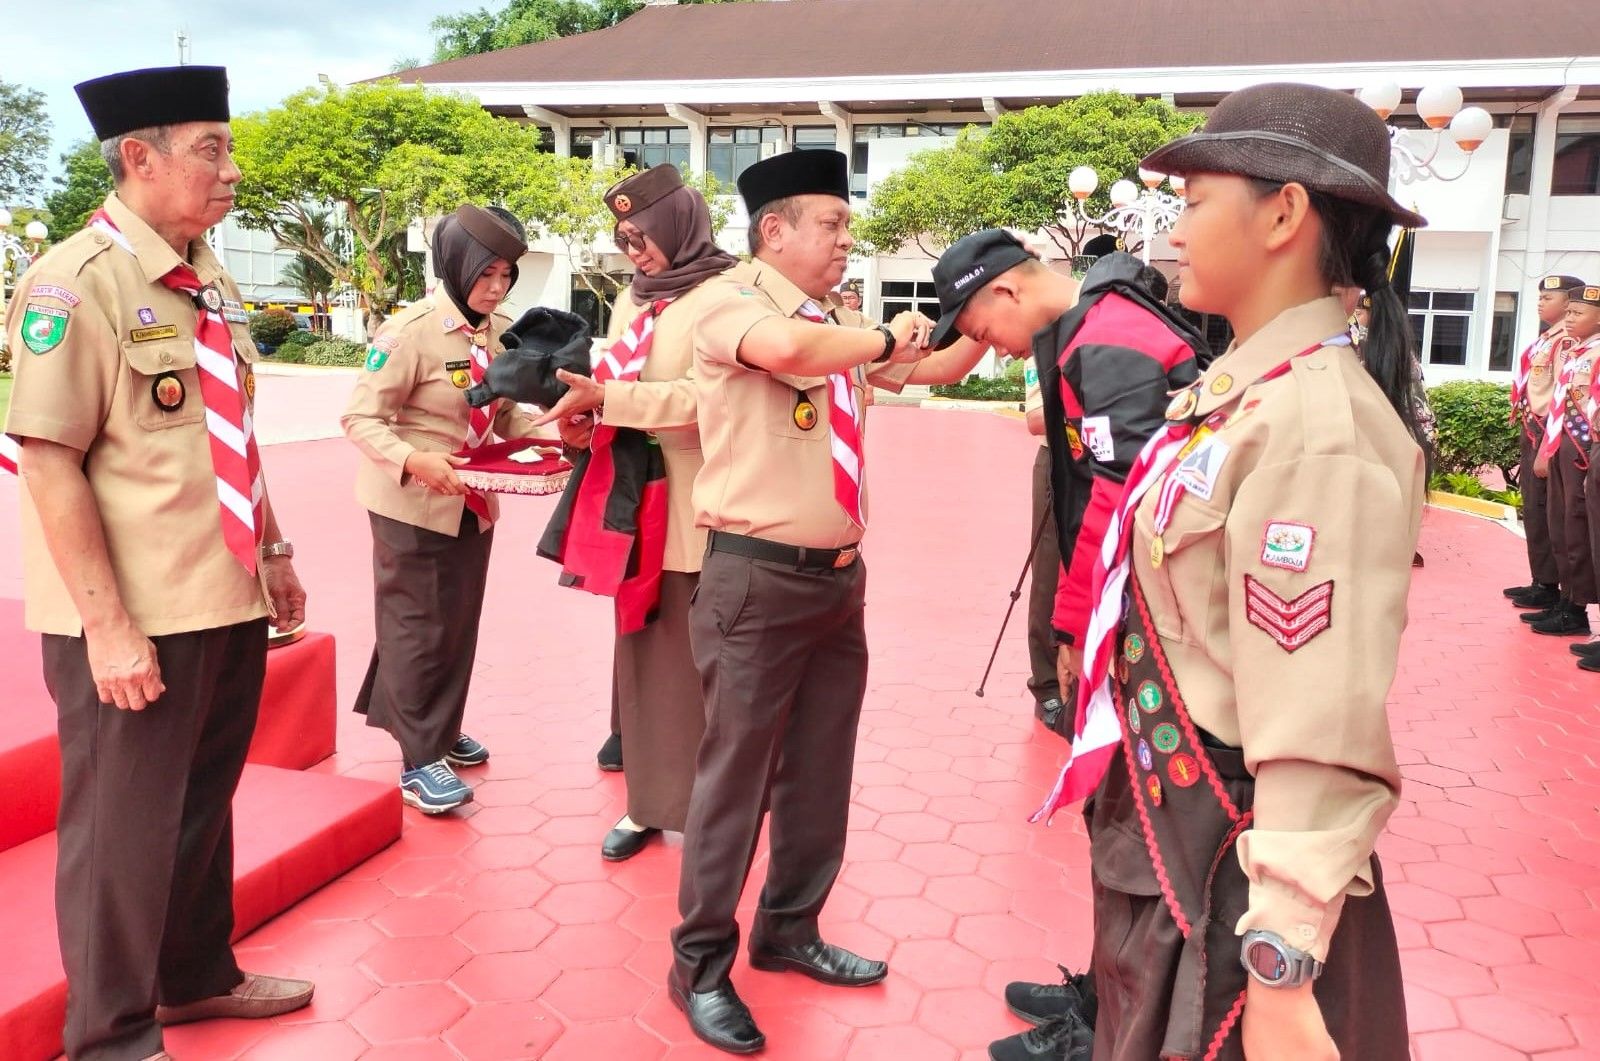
left=793, top=397, right=818, bottom=431
left=451, top=368, right=471, bottom=389
left=1150, top=535, right=1166, bottom=568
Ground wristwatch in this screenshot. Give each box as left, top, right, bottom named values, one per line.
left=260, top=540, right=295, bottom=560
left=1240, top=930, right=1323, bottom=988
left=872, top=324, right=896, bottom=363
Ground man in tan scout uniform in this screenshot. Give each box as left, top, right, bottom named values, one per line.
left=666, top=149, right=991, bottom=1054
left=3, top=66, right=313, bottom=1060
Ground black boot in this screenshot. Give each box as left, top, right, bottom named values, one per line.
left=1531, top=601, right=1592, bottom=636
left=1510, top=583, right=1560, bottom=609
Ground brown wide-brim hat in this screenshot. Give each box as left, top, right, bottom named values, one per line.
left=605, top=164, right=685, bottom=222
left=1142, top=82, right=1428, bottom=231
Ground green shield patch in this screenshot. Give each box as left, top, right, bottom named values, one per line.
left=364, top=345, right=390, bottom=372
left=20, top=304, right=69, bottom=354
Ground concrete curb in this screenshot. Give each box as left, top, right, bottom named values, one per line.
left=919, top=397, right=1026, bottom=419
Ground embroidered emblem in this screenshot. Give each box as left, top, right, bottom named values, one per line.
left=1244, top=575, right=1334, bottom=653
left=1173, top=436, right=1231, bottom=502
left=1166, top=388, right=1199, bottom=421
left=1146, top=775, right=1164, bottom=806
left=1128, top=708, right=1142, bottom=735
left=1116, top=657, right=1130, bottom=684
left=151, top=373, right=185, bottom=411
left=20, top=304, right=69, bottom=353
left=1261, top=521, right=1316, bottom=572
left=1209, top=373, right=1234, bottom=396
left=1543, top=276, right=1563, bottom=290
left=1151, top=723, right=1180, bottom=754
left=137, top=307, right=157, bottom=325
left=1167, top=753, right=1200, bottom=788
left=1065, top=423, right=1085, bottom=460
left=199, top=286, right=224, bottom=312
left=1081, top=415, right=1114, bottom=462
left=223, top=309, right=250, bottom=324
left=130, top=325, right=179, bottom=342
left=1136, top=681, right=1163, bottom=715
left=365, top=345, right=390, bottom=372
left=1123, top=633, right=1145, bottom=664
left=29, top=283, right=81, bottom=307
left=1136, top=740, right=1154, bottom=771
left=451, top=369, right=471, bottom=389
left=613, top=193, right=633, bottom=214
left=244, top=369, right=256, bottom=401
left=376, top=335, right=399, bottom=352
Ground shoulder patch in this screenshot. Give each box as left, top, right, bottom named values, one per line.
left=1260, top=521, right=1316, bottom=572
left=28, top=283, right=81, bottom=307
left=19, top=304, right=70, bottom=354
left=364, top=345, right=390, bottom=372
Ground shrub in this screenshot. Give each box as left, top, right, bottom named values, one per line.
left=248, top=308, right=298, bottom=350
left=301, top=338, right=367, bottom=367
left=1429, top=470, right=1522, bottom=512
left=1003, top=356, right=1026, bottom=383
left=0, top=345, right=12, bottom=374
left=931, top=374, right=1025, bottom=402
left=271, top=345, right=306, bottom=365
left=278, top=329, right=317, bottom=351
left=1425, top=380, right=1521, bottom=487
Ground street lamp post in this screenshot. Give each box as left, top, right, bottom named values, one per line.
left=1356, top=80, right=1492, bottom=184
left=1065, top=167, right=1186, bottom=265
left=0, top=207, right=49, bottom=306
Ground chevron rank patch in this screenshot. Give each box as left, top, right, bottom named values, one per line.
left=1244, top=575, right=1333, bottom=653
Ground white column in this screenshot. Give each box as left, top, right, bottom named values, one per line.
left=522, top=105, right=572, bottom=157
left=665, top=103, right=709, bottom=176
left=982, top=97, right=1007, bottom=121
left=1517, top=85, right=1578, bottom=349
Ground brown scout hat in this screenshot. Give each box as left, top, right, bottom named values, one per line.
left=1572, top=285, right=1600, bottom=308
left=1141, top=82, right=1427, bottom=231
left=1541, top=274, right=1586, bottom=293
left=605, top=164, right=684, bottom=222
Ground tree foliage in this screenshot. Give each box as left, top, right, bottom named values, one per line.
left=43, top=139, right=113, bottom=238
left=0, top=80, right=51, bottom=203
left=856, top=93, right=1202, bottom=259
left=428, top=0, right=752, bottom=63
left=1426, top=380, right=1522, bottom=488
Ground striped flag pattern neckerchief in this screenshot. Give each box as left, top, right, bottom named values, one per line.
left=797, top=301, right=867, bottom=529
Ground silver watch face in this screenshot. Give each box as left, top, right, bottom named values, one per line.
left=1245, top=938, right=1288, bottom=983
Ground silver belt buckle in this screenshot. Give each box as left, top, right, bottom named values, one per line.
left=834, top=548, right=858, bottom=569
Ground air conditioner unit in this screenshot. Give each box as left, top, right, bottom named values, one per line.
left=577, top=247, right=599, bottom=269
left=1502, top=194, right=1530, bottom=224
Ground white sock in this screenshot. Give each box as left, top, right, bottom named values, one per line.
left=614, top=814, right=647, bottom=833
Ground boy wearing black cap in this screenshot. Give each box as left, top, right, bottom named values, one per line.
left=4, top=66, right=313, bottom=1059
left=666, top=149, right=990, bottom=1054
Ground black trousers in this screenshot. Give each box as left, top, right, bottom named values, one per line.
left=672, top=549, right=869, bottom=991
left=1548, top=434, right=1595, bottom=605
left=1520, top=423, right=1559, bottom=586
left=1027, top=445, right=1063, bottom=707
left=45, top=619, right=267, bottom=1060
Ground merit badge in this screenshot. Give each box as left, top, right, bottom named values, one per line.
left=20, top=304, right=69, bottom=354
left=1146, top=775, right=1164, bottom=806
left=1172, top=436, right=1231, bottom=503
left=613, top=193, right=633, bottom=214
left=1136, top=680, right=1163, bottom=715
left=1167, top=753, right=1200, bottom=788
left=137, top=307, right=157, bottom=325
left=793, top=395, right=819, bottom=431
left=1123, top=633, right=1146, bottom=665
left=1209, top=373, right=1234, bottom=396
left=244, top=369, right=256, bottom=401
left=199, top=285, right=224, bottom=312
left=1081, top=415, right=1114, bottom=462
left=1244, top=575, right=1333, bottom=654
left=1136, top=740, right=1154, bottom=772
left=1065, top=423, right=1085, bottom=460
left=1116, top=657, right=1130, bottom=684
left=1128, top=708, right=1141, bottom=735
left=365, top=345, right=390, bottom=372
left=1149, top=535, right=1166, bottom=568
left=1261, top=521, right=1316, bottom=573
left=151, top=372, right=185, bottom=411
left=29, top=283, right=81, bottom=307
left=130, top=325, right=179, bottom=342
left=1151, top=722, right=1181, bottom=754
left=1166, top=388, right=1199, bottom=421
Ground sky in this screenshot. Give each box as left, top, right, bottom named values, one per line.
left=6, top=0, right=467, bottom=201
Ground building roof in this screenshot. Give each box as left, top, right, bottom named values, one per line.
left=400, top=0, right=1600, bottom=88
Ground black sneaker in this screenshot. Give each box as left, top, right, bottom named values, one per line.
left=1521, top=603, right=1561, bottom=624
left=1004, top=965, right=1096, bottom=1026
left=1532, top=603, right=1591, bottom=636
left=1511, top=584, right=1560, bottom=609
left=597, top=732, right=623, bottom=772
left=1504, top=581, right=1539, bottom=599
left=1569, top=639, right=1600, bottom=659
left=988, top=1014, right=1093, bottom=1061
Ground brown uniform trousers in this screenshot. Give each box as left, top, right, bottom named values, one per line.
left=672, top=545, right=869, bottom=990
left=1520, top=420, right=1560, bottom=586
left=45, top=620, right=266, bottom=1060
left=1548, top=434, right=1596, bottom=606
left=1027, top=445, right=1063, bottom=712
left=1588, top=441, right=1600, bottom=591
left=615, top=571, right=704, bottom=831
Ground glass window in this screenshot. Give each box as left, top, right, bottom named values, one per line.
left=878, top=278, right=940, bottom=320
left=708, top=127, right=785, bottom=186
left=572, top=128, right=609, bottom=160
left=1504, top=115, right=1534, bottom=196
left=793, top=127, right=838, bottom=150
left=1410, top=290, right=1476, bottom=368
left=1489, top=292, right=1518, bottom=372
left=1552, top=115, right=1600, bottom=196
left=616, top=127, right=690, bottom=172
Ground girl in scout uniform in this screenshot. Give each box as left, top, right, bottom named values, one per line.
left=532, top=165, right=739, bottom=860
left=1038, top=83, right=1428, bottom=1059
left=342, top=204, right=561, bottom=814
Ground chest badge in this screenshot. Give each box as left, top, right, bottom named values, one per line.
left=1165, top=388, right=1199, bottom=422
left=1209, top=373, right=1234, bottom=396
left=244, top=369, right=256, bottom=401
left=198, top=286, right=224, bottom=313
left=793, top=394, right=819, bottom=431
left=152, top=372, right=186, bottom=411
left=451, top=369, right=472, bottom=389
left=137, top=307, right=157, bottom=325
left=1149, top=535, right=1166, bottom=568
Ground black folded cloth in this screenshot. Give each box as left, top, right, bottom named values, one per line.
left=465, top=306, right=592, bottom=409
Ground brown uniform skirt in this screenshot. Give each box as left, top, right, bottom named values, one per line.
left=613, top=570, right=704, bottom=831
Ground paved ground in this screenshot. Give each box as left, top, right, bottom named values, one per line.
left=3, top=391, right=1597, bottom=1060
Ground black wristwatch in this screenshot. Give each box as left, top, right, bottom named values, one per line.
left=1240, top=930, right=1323, bottom=988
left=872, top=324, right=896, bottom=363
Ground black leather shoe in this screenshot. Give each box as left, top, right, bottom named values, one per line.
left=602, top=824, right=659, bottom=862
left=1036, top=697, right=1065, bottom=731
left=1569, top=640, right=1600, bottom=658
left=1580, top=655, right=1600, bottom=673
left=596, top=732, right=623, bottom=772
left=749, top=939, right=887, bottom=987
left=668, top=971, right=765, bottom=1054
left=1521, top=603, right=1560, bottom=623
left=1511, top=584, right=1560, bottom=609
left=1532, top=605, right=1591, bottom=636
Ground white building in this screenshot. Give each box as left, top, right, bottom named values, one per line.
left=400, top=0, right=1600, bottom=382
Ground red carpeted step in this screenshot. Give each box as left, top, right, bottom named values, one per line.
left=0, top=763, right=400, bottom=1061
left=250, top=631, right=338, bottom=770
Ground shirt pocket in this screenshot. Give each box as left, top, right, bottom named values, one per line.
left=1134, top=496, right=1227, bottom=646
left=766, top=379, right=831, bottom=441
left=124, top=338, right=206, bottom=431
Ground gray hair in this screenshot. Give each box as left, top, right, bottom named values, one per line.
left=747, top=196, right=805, bottom=255
left=100, top=126, right=173, bottom=184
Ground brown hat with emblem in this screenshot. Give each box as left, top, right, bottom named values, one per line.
left=1541, top=274, right=1586, bottom=293
left=605, top=164, right=685, bottom=222
left=1572, top=285, right=1600, bottom=307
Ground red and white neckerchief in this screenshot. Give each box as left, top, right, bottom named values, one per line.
left=0, top=434, right=17, bottom=476
left=455, top=321, right=499, bottom=522
left=88, top=208, right=264, bottom=574
left=1033, top=334, right=1349, bottom=822
left=797, top=301, right=866, bottom=529
left=588, top=297, right=671, bottom=448
left=1510, top=333, right=1546, bottom=418
left=1540, top=335, right=1596, bottom=460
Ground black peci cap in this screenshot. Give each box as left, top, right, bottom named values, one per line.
left=737, top=150, right=849, bottom=214
left=1081, top=233, right=1120, bottom=260
left=75, top=66, right=230, bottom=141
left=928, top=229, right=1038, bottom=350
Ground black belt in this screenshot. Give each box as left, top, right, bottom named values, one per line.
left=707, top=530, right=860, bottom=571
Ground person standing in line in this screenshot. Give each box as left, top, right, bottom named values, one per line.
left=4, top=65, right=314, bottom=1060
left=1581, top=290, right=1600, bottom=671
left=1024, top=350, right=1068, bottom=733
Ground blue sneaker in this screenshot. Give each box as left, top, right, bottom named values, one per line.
left=399, top=760, right=473, bottom=814
left=445, top=733, right=490, bottom=768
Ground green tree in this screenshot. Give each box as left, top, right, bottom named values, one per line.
left=42, top=139, right=113, bottom=237
left=0, top=80, right=51, bottom=202
left=856, top=93, right=1202, bottom=259
left=429, top=0, right=752, bottom=62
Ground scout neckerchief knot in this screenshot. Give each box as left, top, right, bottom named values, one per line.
left=1540, top=335, right=1598, bottom=464
left=88, top=208, right=264, bottom=575
left=1033, top=333, right=1352, bottom=822
left=456, top=321, right=497, bottom=522
left=538, top=300, right=673, bottom=634
left=1509, top=328, right=1550, bottom=423
left=797, top=301, right=866, bottom=528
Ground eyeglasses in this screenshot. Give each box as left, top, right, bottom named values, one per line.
left=615, top=228, right=648, bottom=253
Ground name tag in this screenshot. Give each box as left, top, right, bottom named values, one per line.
left=131, top=325, right=180, bottom=342
left=223, top=310, right=250, bottom=324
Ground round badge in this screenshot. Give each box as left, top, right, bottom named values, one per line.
left=1165, top=388, right=1198, bottom=421
left=451, top=368, right=471, bottom=389
left=1151, top=722, right=1181, bottom=754
left=613, top=193, right=633, bottom=214
left=1167, top=753, right=1200, bottom=788
left=1136, top=681, right=1163, bottom=715
left=794, top=399, right=818, bottom=431
left=200, top=286, right=223, bottom=312
left=1128, top=708, right=1142, bottom=735
left=1146, top=774, right=1164, bottom=807
left=1208, top=373, right=1234, bottom=396
left=244, top=369, right=256, bottom=401
left=1116, top=657, right=1130, bottom=684
left=152, top=372, right=185, bottom=411
left=1136, top=739, right=1154, bottom=772
left=1123, top=634, right=1146, bottom=665
left=1149, top=535, right=1166, bottom=569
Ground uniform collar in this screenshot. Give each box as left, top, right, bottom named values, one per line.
left=747, top=258, right=824, bottom=319
left=100, top=193, right=225, bottom=286
left=1190, top=297, right=1351, bottom=419
left=430, top=288, right=509, bottom=340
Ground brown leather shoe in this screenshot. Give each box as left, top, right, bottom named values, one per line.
left=156, top=972, right=314, bottom=1025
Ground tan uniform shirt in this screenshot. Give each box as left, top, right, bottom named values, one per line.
left=691, top=260, right=915, bottom=549
left=602, top=281, right=724, bottom=573
left=1130, top=298, right=1424, bottom=960
left=1526, top=332, right=1559, bottom=416
left=341, top=291, right=544, bottom=537
left=4, top=194, right=268, bottom=636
